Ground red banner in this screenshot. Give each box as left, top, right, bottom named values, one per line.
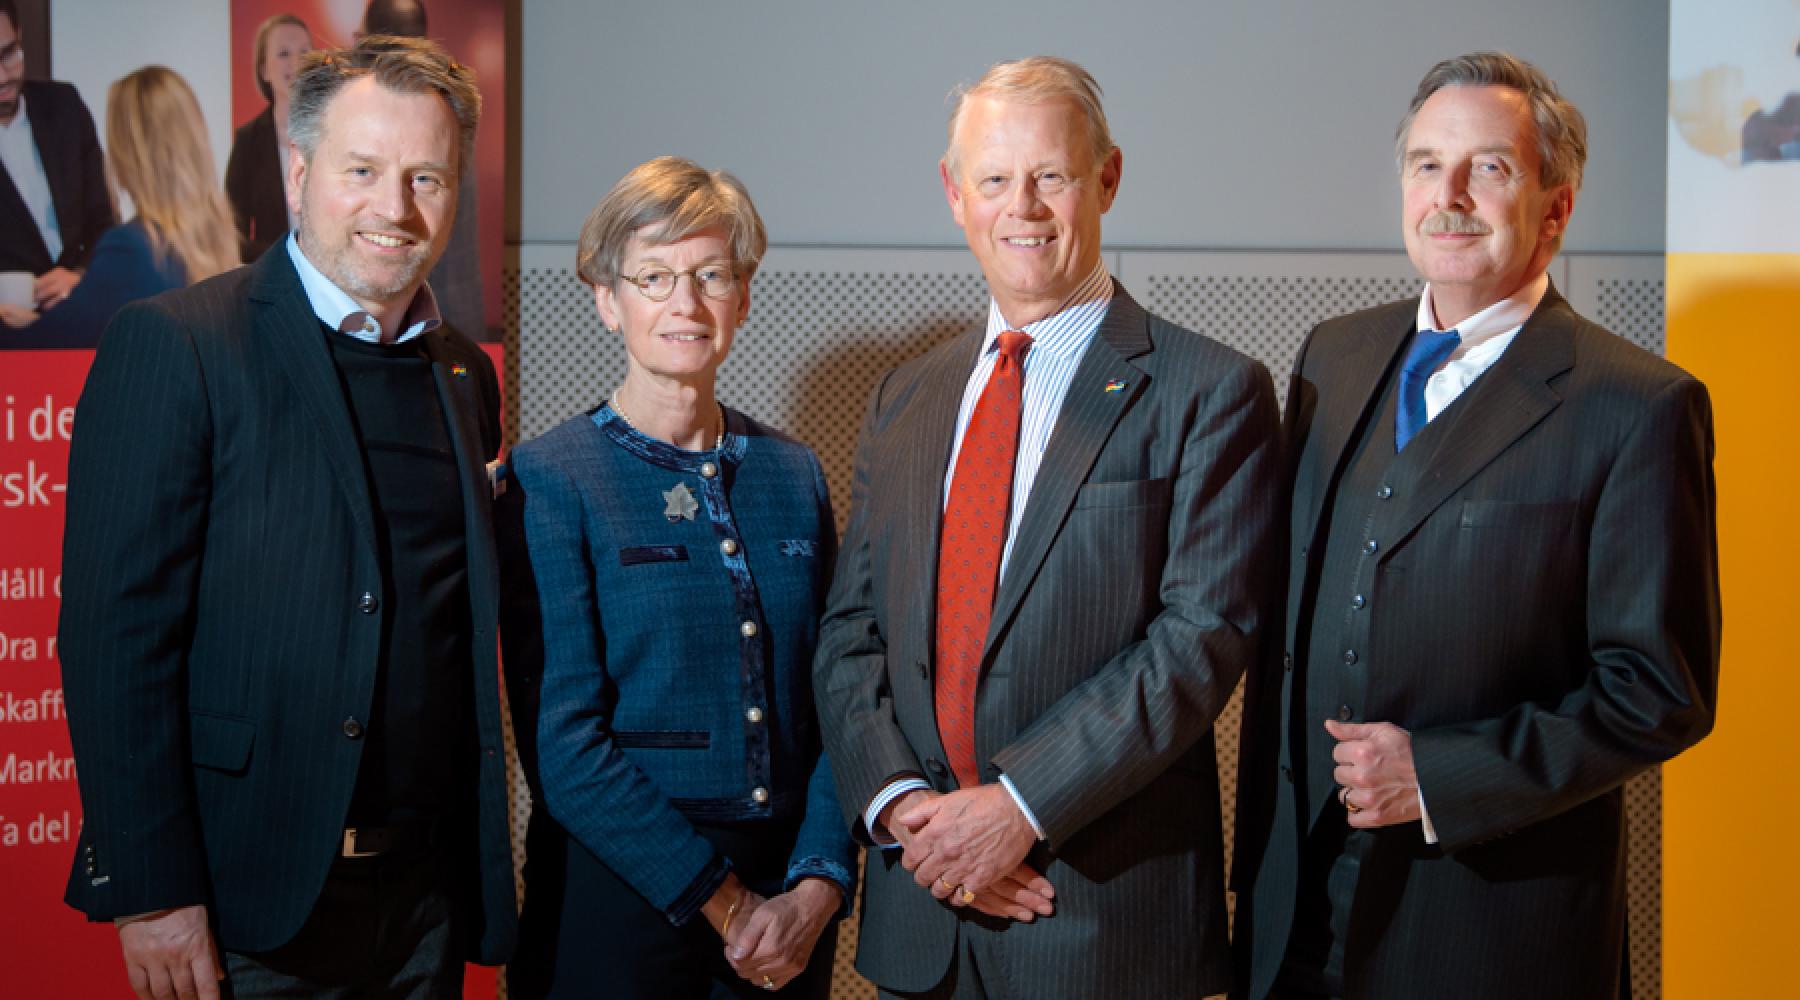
left=2, top=345, right=508, bottom=996
left=0, top=349, right=122, bottom=996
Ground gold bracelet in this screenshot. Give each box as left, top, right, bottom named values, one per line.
left=721, top=886, right=743, bottom=939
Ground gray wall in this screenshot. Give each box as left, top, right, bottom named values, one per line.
left=521, top=0, right=1669, bottom=253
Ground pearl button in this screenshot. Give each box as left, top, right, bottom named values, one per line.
left=746, top=706, right=764, bottom=723
left=700, top=462, right=718, bottom=478
left=720, top=539, right=739, bottom=556
left=740, top=620, right=758, bottom=638
left=751, top=786, right=769, bottom=804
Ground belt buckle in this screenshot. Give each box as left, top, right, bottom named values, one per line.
left=341, top=827, right=379, bottom=859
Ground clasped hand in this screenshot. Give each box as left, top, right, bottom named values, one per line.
left=885, top=787, right=1054, bottom=922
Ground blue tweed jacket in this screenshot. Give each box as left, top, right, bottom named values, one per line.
left=512, top=403, right=857, bottom=924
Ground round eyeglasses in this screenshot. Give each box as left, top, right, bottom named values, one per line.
left=618, top=264, right=740, bottom=302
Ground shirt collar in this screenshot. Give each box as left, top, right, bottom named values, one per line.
left=285, top=231, right=440, bottom=344
left=1416, top=272, right=1549, bottom=351
left=0, top=93, right=28, bottom=134
left=982, top=260, right=1114, bottom=359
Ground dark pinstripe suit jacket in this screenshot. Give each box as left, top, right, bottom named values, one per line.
left=58, top=245, right=519, bottom=964
left=1233, top=289, right=1721, bottom=1000
left=815, top=285, right=1280, bottom=997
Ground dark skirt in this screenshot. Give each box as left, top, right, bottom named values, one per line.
left=509, top=813, right=839, bottom=1000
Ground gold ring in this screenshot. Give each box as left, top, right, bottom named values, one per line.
left=959, top=887, right=976, bottom=904
left=763, top=975, right=776, bottom=990
left=936, top=875, right=953, bottom=891
left=1341, top=787, right=1363, bottom=814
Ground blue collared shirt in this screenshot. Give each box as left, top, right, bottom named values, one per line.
left=285, top=232, right=441, bottom=343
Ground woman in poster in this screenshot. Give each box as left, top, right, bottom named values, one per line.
left=223, top=12, right=310, bottom=261
left=1, top=66, right=237, bottom=348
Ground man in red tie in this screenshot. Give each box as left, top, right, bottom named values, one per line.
left=814, top=56, right=1281, bottom=998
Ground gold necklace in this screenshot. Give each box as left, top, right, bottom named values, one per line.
left=610, top=389, right=724, bottom=450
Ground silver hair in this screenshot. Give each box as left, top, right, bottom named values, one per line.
left=1395, top=51, right=1587, bottom=193
left=576, top=156, right=767, bottom=288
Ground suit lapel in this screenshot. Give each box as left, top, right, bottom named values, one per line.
left=32, top=86, right=80, bottom=259
left=984, top=285, right=1150, bottom=656
left=902, top=333, right=982, bottom=666
left=1297, top=308, right=1414, bottom=555
left=419, top=334, right=499, bottom=630
left=1383, top=289, right=1576, bottom=552
left=250, top=249, right=379, bottom=558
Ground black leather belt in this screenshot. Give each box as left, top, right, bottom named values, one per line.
left=340, top=817, right=438, bottom=859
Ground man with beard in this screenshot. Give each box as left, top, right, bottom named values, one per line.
left=61, top=35, right=518, bottom=998
left=1232, top=52, right=1721, bottom=1000
left=0, top=0, right=114, bottom=311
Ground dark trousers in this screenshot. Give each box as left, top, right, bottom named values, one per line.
left=222, top=847, right=461, bottom=999
left=1274, top=802, right=1368, bottom=1000
left=509, top=816, right=837, bottom=1000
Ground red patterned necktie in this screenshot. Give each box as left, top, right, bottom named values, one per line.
left=935, top=330, right=1032, bottom=790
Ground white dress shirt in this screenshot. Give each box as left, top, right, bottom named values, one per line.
left=0, top=95, right=64, bottom=263
left=286, top=233, right=440, bottom=343
left=864, top=262, right=1115, bottom=846
left=1408, top=271, right=1549, bottom=843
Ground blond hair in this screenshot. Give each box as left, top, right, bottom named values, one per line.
left=106, top=67, right=240, bottom=283
left=944, top=56, right=1115, bottom=180
left=251, top=13, right=309, bottom=103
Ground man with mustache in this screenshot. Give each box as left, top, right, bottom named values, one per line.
left=61, top=35, right=520, bottom=998
left=1232, top=52, right=1721, bottom=1000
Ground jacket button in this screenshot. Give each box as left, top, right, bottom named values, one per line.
left=358, top=592, right=379, bottom=614
left=739, top=620, right=758, bottom=638
left=1283, top=652, right=1294, bottom=672
left=926, top=758, right=948, bottom=777
left=1376, top=485, right=1393, bottom=500
left=1337, top=705, right=1354, bottom=722
left=745, top=706, right=764, bottom=724
left=1342, top=649, right=1358, bottom=665
left=342, top=716, right=364, bottom=740
left=751, top=786, right=769, bottom=804
left=720, top=538, right=739, bottom=556
left=1351, top=594, right=1366, bottom=609
left=1363, top=538, right=1378, bottom=555
left=700, top=462, right=718, bottom=479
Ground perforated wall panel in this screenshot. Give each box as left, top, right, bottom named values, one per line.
left=508, top=247, right=1670, bottom=1000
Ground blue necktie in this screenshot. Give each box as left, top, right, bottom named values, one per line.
left=1395, top=329, right=1461, bottom=452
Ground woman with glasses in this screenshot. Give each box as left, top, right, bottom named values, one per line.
left=507, top=157, right=856, bottom=999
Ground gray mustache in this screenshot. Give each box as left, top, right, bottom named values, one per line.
left=1420, top=211, right=1492, bottom=236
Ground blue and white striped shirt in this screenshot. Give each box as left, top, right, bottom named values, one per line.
left=943, top=261, right=1115, bottom=576
left=863, top=262, right=1114, bottom=845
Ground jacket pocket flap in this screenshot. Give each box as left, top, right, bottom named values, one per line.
left=612, top=730, right=710, bottom=750
left=190, top=711, right=255, bottom=773
left=1458, top=499, right=1577, bottom=529
left=1074, top=477, right=1172, bottom=509
left=619, top=544, right=690, bottom=566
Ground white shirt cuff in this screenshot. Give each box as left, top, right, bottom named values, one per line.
left=998, top=774, right=1048, bottom=841
left=864, top=778, right=931, bottom=848
left=1417, top=786, right=1438, bottom=844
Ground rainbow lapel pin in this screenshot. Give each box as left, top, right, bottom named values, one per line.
left=1103, top=379, right=1127, bottom=393
left=450, top=362, right=468, bottom=378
